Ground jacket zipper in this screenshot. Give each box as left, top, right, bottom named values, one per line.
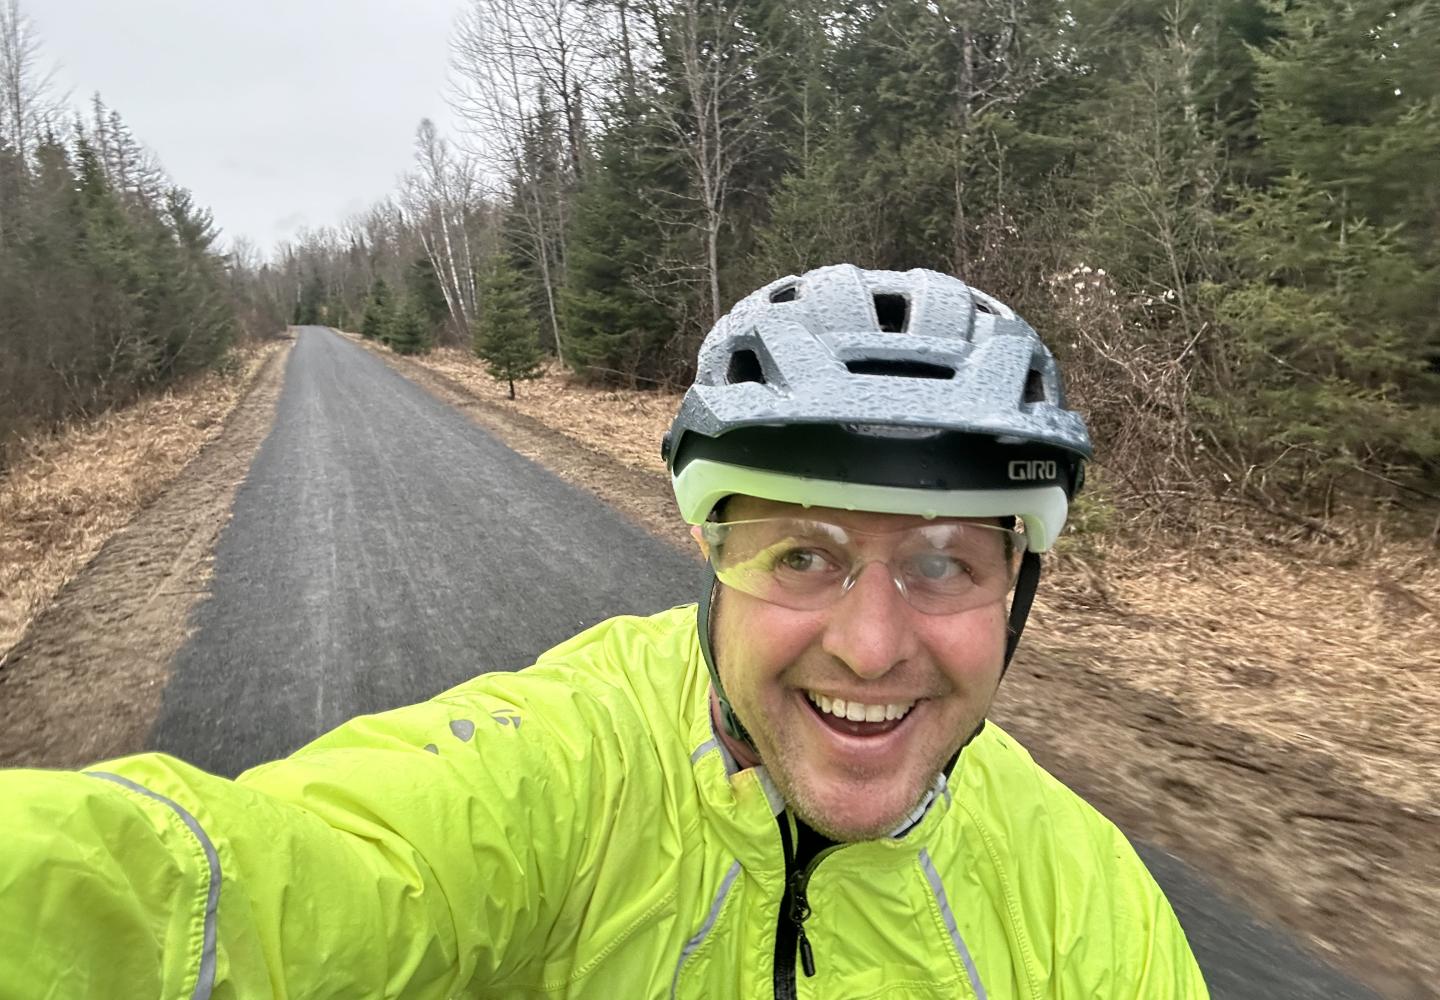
left=773, top=812, right=839, bottom=1000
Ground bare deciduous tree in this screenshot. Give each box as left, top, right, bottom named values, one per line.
left=404, top=119, right=483, bottom=339
left=642, top=0, right=774, bottom=326
left=0, top=0, right=59, bottom=159
left=0, top=0, right=60, bottom=247
left=450, top=0, right=618, bottom=362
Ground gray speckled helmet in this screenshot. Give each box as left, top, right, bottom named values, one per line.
left=664, top=264, right=1092, bottom=551
left=667, top=265, right=1095, bottom=745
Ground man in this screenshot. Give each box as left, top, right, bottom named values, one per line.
left=0, top=265, right=1206, bottom=998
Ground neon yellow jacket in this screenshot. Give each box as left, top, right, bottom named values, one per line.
left=0, top=606, right=1207, bottom=998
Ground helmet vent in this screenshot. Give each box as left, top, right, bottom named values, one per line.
left=769, top=283, right=799, bottom=303
left=727, top=349, right=767, bottom=385
left=1023, top=369, right=1047, bottom=403
left=973, top=297, right=997, bottom=316
left=846, top=359, right=954, bottom=380
left=873, top=293, right=909, bottom=332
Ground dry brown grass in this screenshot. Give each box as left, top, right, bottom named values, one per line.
left=411, top=344, right=1440, bottom=815
left=1043, top=533, right=1440, bottom=811
left=418, top=348, right=679, bottom=475
left=0, top=340, right=285, bottom=658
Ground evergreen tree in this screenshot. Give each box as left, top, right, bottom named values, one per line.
left=11, top=136, right=87, bottom=426
left=1252, top=0, right=1440, bottom=255
left=756, top=143, right=871, bottom=276
left=75, top=135, right=156, bottom=395
left=1081, top=0, right=1221, bottom=341
left=475, top=253, right=543, bottom=399
left=1204, top=173, right=1439, bottom=490
left=562, top=98, right=675, bottom=384
left=387, top=293, right=430, bottom=355
left=360, top=278, right=394, bottom=342
left=1209, top=0, right=1440, bottom=490
left=405, top=254, right=451, bottom=340
left=293, top=272, right=325, bottom=325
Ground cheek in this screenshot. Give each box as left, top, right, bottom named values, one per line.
left=923, top=605, right=1008, bottom=680
left=713, top=592, right=822, bottom=691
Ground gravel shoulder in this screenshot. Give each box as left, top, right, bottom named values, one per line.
left=0, top=341, right=291, bottom=767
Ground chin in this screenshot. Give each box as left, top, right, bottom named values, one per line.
left=801, top=804, right=911, bottom=843
left=793, top=777, right=931, bottom=842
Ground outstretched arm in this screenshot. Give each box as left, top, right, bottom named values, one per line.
left=0, top=688, right=582, bottom=999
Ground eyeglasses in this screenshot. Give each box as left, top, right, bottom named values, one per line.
left=700, top=517, right=1025, bottom=616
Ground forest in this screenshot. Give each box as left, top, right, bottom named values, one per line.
left=3, top=0, right=1437, bottom=528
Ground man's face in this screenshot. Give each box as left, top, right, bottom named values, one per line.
left=705, top=497, right=1009, bottom=841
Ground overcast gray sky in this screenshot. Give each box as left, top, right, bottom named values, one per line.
left=30, top=0, right=467, bottom=254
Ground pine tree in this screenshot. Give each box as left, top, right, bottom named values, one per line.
left=1204, top=173, right=1439, bottom=490
left=75, top=135, right=156, bottom=395
left=153, top=185, right=234, bottom=378
left=1214, top=0, right=1440, bottom=490
left=1253, top=0, right=1440, bottom=253
left=387, top=293, right=430, bottom=356
left=293, top=273, right=326, bottom=325
left=406, top=254, right=451, bottom=339
left=1080, top=0, right=1221, bottom=341
left=475, top=253, right=543, bottom=399
left=360, top=278, right=394, bottom=342
left=756, top=143, right=870, bottom=276
left=562, top=97, right=675, bottom=384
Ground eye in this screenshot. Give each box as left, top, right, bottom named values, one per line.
left=774, top=546, right=838, bottom=574
left=907, top=552, right=970, bottom=583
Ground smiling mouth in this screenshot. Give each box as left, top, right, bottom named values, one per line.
left=804, top=690, right=916, bottom=737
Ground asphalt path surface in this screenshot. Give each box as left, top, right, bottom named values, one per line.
left=152, top=328, right=709, bottom=771
left=151, top=327, right=1377, bottom=999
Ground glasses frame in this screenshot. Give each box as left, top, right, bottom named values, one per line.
left=699, top=515, right=1026, bottom=616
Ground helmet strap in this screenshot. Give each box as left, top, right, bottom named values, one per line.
left=1003, top=549, right=1043, bottom=674
left=698, top=569, right=757, bottom=749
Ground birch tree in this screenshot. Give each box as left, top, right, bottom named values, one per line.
left=642, top=0, right=774, bottom=327
left=403, top=118, right=482, bottom=340
left=0, top=0, right=58, bottom=163
left=450, top=0, right=616, bottom=362
left=0, top=0, right=59, bottom=247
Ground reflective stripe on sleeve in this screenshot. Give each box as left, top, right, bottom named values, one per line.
left=89, top=771, right=220, bottom=1000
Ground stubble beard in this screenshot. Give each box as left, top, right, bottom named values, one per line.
left=711, top=592, right=986, bottom=841
left=752, top=701, right=966, bottom=842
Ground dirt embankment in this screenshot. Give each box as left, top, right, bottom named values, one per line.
left=0, top=339, right=292, bottom=767
left=363, top=340, right=1438, bottom=999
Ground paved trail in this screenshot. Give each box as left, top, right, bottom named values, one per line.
left=152, top=327, right=1377, bottom=1000
left=152, top=328, right=708, bottom=770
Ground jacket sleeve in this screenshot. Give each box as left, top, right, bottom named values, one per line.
left=0, top=681, right=600, bottom=999
left=1103, top=824, right=1212, bottom=1000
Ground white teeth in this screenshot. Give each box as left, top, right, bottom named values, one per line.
left=806, top=691, right=915, bottom=724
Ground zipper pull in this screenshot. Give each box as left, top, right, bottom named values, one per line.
left=797, top=925, right=816, bottom=978
left=789, top=873, right=817, bottom=977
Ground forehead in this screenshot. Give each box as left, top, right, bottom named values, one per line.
left=722, top=496, right=998, bottom=533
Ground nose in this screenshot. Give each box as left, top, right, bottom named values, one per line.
left=820, top=561, right=918, bottom=680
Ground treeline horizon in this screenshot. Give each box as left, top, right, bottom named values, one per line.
left=3, top=0, right=1437, bottom=531
left=0, top=1, right=284, bottom=460
left=0, top=1, right=289, bottom=458
left=275, top=0, right=1440, bottom=527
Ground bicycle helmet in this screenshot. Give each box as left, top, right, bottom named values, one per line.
left=663, top=264, right=1092, bottom=744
